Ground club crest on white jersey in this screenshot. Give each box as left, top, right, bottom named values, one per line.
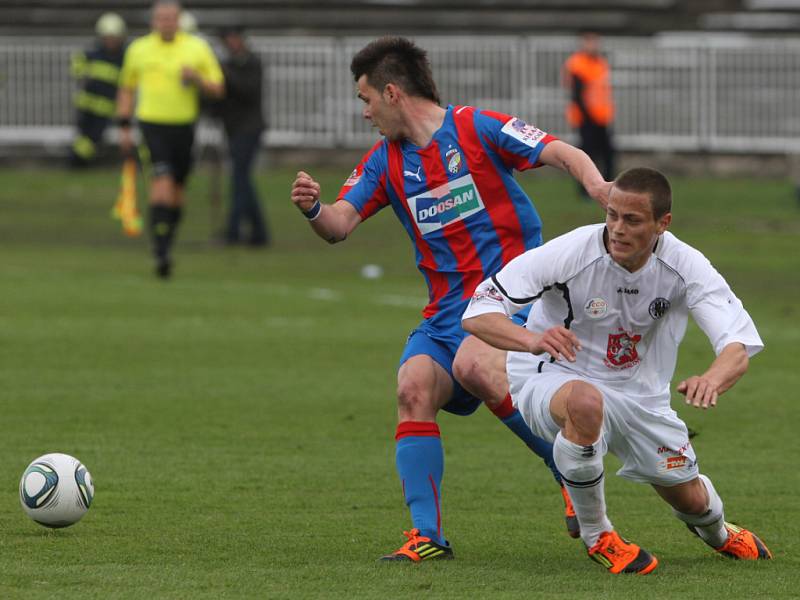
left=604, top=329, right=642, bottom=369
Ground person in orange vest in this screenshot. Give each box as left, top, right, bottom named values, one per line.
left=563, top=32, right=615, bottom=198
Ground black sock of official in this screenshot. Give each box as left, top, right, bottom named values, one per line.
left=149, top=204, right=172, bottom=260
left=165, top=206, right=183, bottom=249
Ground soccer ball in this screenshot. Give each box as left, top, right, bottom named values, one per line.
left=19, top=453, right=94, bottom=528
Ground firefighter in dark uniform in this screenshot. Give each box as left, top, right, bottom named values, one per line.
left=70, top=13, right=127, bottom=167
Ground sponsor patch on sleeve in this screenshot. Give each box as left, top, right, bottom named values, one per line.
left=343, top=168, right=361, bottom=187
left=500, top=118, right=547, bottom=149
left=470, top=285, right=506, bottom=307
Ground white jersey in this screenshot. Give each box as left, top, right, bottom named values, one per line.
left=463, top=224, right=763, bottom=401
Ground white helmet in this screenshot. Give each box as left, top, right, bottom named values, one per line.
left=179, top=11, right=198, bottom=34
left=96, top=13, right=126, bottom=38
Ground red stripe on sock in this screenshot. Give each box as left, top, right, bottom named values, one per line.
left=395, top=421, right=441, bottom=440
left=489, top=393, right=516, bottom=419
left=429, top=474, right=442, bottom=541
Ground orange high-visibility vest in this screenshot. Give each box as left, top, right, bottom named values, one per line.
left=565, top=52, right=614, bottom=127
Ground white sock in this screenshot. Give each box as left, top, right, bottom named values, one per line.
left=553, top=431, right=612, bottom=548
left=673, top=474, right=728, bottom=549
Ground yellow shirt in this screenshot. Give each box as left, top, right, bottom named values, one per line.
left=120, top=31, right=223, bottom=125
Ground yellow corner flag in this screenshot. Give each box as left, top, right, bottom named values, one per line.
left=112, top=157, right=143, bottom=237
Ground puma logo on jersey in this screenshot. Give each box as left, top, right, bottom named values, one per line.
left=404, top=166, right=422, bottom=182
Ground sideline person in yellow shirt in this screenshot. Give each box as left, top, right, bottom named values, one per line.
left=116, top=0, right=224, bottom=278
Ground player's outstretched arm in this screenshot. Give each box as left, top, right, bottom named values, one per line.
left=463, top=313, right=581, bottom=362
left=677, top=342, right=750, bottom=409
left=291, top=171, right=362, bottom=244
left=538, top=140, right=612, bottom=208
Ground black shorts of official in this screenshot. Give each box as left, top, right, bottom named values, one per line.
left=139, top=121, right=196, bottom=186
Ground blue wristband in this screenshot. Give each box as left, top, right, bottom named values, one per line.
left=302, top=201, right=322, bottom=221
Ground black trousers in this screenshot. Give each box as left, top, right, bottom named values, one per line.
left=70, top=111, right=110, bottom=166
left=579, top=122, right=615, bottom=184
left=226, top=130, right=269, bottom=245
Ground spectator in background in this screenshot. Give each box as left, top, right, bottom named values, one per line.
left=216, top=26, right=269, bottom=247
left=116, top=0, right=224, bottom=278
left=69, top=13, right=127, bottom=167
left=563, top=32, right=615, bottom=198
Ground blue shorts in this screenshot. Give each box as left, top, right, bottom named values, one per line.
left=398, top=307, right=530, bottom=416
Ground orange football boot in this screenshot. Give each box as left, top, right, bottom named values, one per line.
left=716, top=523, right=772, bottom=560
left=587, top=530, right=659, bottom=574
left=379, top=528, right=454, bottom=562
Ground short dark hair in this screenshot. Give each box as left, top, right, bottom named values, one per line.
left=350, top=36, right=441, bottom=105
left=153, top=0, right=181, bottom=9
left=219, top=24, right=244, bottom=36
left=613, top=167, right=672, bottom=219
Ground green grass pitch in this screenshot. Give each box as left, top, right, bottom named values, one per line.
left=0, top=165, right=798, bottom=598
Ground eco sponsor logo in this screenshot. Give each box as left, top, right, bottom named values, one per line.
left=501, top=118, right=547, bottom=149
left=584, top=297, right=608, bottom=318
left=407, top=174, right=485, bottom=235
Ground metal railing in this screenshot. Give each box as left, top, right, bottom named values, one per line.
left=1, top=35, right=799, bottom=152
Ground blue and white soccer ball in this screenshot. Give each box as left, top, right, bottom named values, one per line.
left=19, top=453, right=94, bottom=528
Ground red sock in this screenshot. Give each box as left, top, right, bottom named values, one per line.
left=488, top=393, right=516, bottom=420
left=395, top=421, right=440, bottom=440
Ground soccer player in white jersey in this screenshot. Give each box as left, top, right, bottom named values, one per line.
left=462, top=167, right=772, bottom=574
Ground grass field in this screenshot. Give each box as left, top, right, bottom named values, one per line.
left=0, top=164, right=798, bottom=599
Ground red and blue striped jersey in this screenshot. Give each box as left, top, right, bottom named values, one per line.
left=337, top=105, right=556, bottom=332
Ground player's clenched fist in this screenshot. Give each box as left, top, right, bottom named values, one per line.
left=529, top=326, right=582, bottom=363
left=291, top=171, right=321, bottom=212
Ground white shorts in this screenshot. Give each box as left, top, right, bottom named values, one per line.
left=512, top=365, right=699, bottom=486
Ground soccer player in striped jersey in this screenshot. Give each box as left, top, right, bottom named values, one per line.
left=290, top=36, right=611, bottom=562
